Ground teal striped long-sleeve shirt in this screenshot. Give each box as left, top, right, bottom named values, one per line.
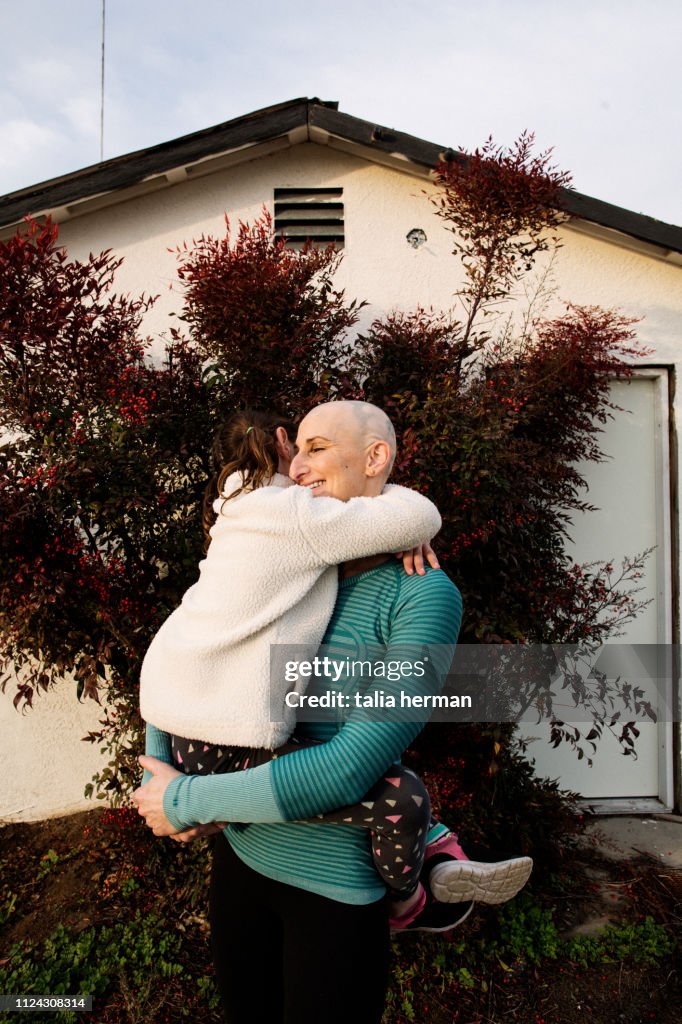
left=149, top=561, right=462, bottom=904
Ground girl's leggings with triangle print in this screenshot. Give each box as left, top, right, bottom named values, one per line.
left=171, top=733, right=431, bottom=899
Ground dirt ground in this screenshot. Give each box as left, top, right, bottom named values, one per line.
left=1, top=809, right=681, bottom=1024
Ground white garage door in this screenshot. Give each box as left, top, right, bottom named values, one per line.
left=517, top=371, right=674, bottom=812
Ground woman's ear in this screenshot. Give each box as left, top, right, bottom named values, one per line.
left=365, top=440, right=392, bottom=478
left=275, top=426, right=293, bottom=462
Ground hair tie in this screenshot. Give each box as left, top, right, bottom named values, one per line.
left=245, top=426, right=254, bottom=436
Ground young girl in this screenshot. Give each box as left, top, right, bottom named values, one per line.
left=140, top=408, right=531, bottom=931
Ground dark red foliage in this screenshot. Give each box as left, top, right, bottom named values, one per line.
left=0, top=220, right=212, bottom=796
left=350, top=305, right=649, bottom=648
left=0, top=219, right=154, bottom=432
left=173, top=209, right=362, bottom=418
left=431, top=132, right=572, bottom=348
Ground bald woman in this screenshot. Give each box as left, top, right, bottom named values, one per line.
left=136, top=402, right=530, bottom=1024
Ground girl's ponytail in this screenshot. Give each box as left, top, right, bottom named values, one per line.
left=201, top=410, right=294, bottom=549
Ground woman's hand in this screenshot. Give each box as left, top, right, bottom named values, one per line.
left=396, top=541, right=440, bottom=576
left=133, top=755, right=184, bottom=836
left=169, top=822, right=228, bottom=843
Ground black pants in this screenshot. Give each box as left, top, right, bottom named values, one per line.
left=208, top=832, right=391, bottom=1024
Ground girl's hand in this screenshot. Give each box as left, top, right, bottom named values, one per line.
left=395, top=541, right=440, bottom=576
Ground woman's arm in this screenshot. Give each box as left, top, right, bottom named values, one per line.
left=158, top=571, right=462, bottom=830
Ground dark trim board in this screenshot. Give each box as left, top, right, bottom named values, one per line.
left=0, top=98, right=317, bottom=227
left=1, top=97, right=681, bottom=256
left=564, top=189, right=682, bottom=255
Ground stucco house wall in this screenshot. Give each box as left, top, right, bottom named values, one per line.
left=0, top=683, right=108, bottom=822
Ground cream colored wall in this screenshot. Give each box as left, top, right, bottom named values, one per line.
left=2, top=141, right=681, bottom=819
left=52, top=144, right=464, bottom=355
left=0, top=681, right=108, bottom=822
left=554, top=227, right=682, bottom=354
left=50, top=143, right=682, bottom=357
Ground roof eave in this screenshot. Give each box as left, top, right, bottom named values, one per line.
left=0, top=97, right=318, bottom=230
left=1, top=97, right=681, bottom=261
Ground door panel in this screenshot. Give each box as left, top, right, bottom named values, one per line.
left=517, top=375, right=671, bottom=802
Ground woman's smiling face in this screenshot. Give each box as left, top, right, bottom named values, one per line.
left=289, top=405, right=378, bottom=502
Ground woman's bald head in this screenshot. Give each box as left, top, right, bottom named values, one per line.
left=290, top=401, right=397, bottom=499
left=316, top=401, right=395, bottom=463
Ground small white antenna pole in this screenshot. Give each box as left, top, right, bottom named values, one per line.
left=99, top=0, right=106, bottom=162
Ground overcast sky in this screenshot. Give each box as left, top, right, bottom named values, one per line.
left=2, top=0, right=681, bottom=225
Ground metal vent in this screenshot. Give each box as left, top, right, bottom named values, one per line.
left=274, top=187, right=344, bottom=248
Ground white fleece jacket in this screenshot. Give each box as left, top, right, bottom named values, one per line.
left=139, top=472, right=441, bottom=748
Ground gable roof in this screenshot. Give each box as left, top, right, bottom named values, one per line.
left=1, top=96, right=681, bottom=262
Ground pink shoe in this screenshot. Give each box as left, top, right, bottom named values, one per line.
left=388, top=882, right=426, bottom=930
left=424, top=830, right=469, bottom=863
left=390, top=880, right=474, bottom=934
